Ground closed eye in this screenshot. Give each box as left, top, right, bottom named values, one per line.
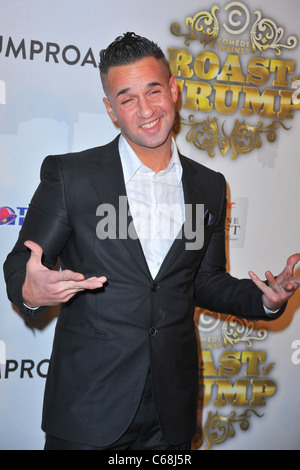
left=121, top=98, right=133, bottom=104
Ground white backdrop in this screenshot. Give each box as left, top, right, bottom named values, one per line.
left=1, top=0, right=299, bottom=450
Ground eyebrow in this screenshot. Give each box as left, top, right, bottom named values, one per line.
left=116, top=82, right=163, bottom=98
left=116, top=87, right=131, bottom=98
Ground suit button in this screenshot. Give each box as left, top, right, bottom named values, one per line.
left=149, top=327, right=157, bottom=336
left=151, top=283, right=160, bottom=292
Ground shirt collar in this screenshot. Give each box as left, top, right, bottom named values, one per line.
left=118, top=134, right=182, bottom=185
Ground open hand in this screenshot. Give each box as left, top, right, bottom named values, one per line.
left=22, top=240, right=107, bottom=308
left=249, top=253, right=300, bottom=311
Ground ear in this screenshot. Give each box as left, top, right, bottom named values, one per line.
left=169, top=76, right=178, bottom=104
left=103, top=97, right=118, bottom=123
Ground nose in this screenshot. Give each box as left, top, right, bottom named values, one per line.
left=137, top=96, right=155, bottom=119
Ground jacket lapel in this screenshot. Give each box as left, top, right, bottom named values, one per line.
left=91, top=137, right=152, bottom=280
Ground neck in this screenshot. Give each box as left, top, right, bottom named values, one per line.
left=123, top=135, right=172, bottom=173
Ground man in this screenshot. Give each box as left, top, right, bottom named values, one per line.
left=3, top=33, right=300, bottom=450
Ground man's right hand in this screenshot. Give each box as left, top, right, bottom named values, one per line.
left=22, top=240, right=107, bottom=308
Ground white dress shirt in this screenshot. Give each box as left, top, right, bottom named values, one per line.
left=118, top=135, right=185, bottom=279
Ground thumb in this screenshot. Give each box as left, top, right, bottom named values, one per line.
left=24, top=240, right=44, bottom=266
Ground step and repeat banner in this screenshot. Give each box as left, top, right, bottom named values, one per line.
left=1, top=0, right=299, bottom=450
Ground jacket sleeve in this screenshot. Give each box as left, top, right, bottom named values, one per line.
left=3, top=155, right=73, bottom=318
left=194, top=177, right=285, bottom=321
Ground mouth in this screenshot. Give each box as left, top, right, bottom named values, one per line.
left=141, top=118, right=160, bottom=129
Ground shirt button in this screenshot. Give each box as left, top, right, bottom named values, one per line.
left=149, top=327, right=157, bottom=336
left=151, top=283, right=160, bottom=292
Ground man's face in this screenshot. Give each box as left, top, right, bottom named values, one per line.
left=103, top=57, right=178, bottom=158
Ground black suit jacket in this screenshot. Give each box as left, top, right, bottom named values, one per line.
left=3, top=135, right=283, bottom=447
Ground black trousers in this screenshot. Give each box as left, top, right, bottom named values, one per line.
left=44, top=373, right=191, bottom=451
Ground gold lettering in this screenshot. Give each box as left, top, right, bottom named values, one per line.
left=246, top=57, right=270, bottom=85
left=169, top=49, right=299, bottom=118
left=218, top=351, right=241, bottom=376
left=213, top=83, right=242, bottom=114
left=167, top=48, right=194, bottom=78
left=183, top=80, right=213, bottom=112
left=242, top=351, right=265, bottom=376
left=250, top=379, right=276, bottom=406
left=200, top=350, right=277, bottom=407
left=278, top=89, right=300, bottom=118
left=194, top=52, right=219, bottom=80
left=270, top=59, right=295, bottom=87
left=217, top=54, right=245, bottom=83
left=214, top=379, right=250, bottom=406
left=241, top=86, right=278, bottom=117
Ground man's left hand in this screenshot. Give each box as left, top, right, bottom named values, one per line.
left=249, top=253, right=300, bottom=311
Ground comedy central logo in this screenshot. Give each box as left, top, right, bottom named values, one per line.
left=168, top=1, right=300, bottom=158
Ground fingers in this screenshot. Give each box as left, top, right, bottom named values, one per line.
left=26, top=273, right=107, bottom=307
left=250, top=269, right=294, bottom=294
left=282, top=282, right=295, bottom=293
left=286, top=253, right=300, bottom=277
left=47, top=273, right=107, bottom=303
left=287, top=253, right=300, bottom=266
left=264, top=270, right=297, bottom=295
left=248, top=271, right=268, bottom=294
left=54, top=270, right=107, bottom=289
left=59, top=269, right=85, bottom=282
left=264, top=270, right=281, bottom=293
left=281, top=277, right=300, bottom=292
left=67, top=275, right=107, bottom=291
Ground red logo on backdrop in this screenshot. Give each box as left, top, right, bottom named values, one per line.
left=0, top=206, right=28, bottom=225
left=0, top=206, right=17, bottom=225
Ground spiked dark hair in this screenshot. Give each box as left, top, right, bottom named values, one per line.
left=99, top=32, right=169, bottom=94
